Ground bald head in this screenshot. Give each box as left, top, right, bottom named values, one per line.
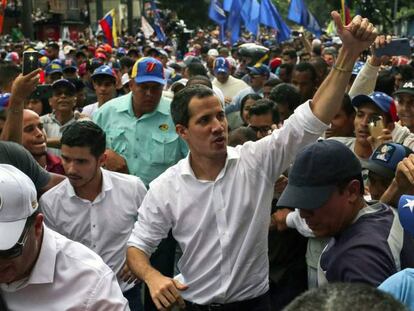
left=22, top=109, right=47, bottom=156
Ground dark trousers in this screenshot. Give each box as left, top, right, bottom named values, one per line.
left=184, top=292, right=271, bottom=311
left=124, top=282, right=143, bottom=311
left=144, top=231, right=177, bottom=311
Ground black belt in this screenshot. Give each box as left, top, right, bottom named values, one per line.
left=184, top=291, right=270, bottom=311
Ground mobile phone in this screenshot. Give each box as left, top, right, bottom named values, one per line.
left=22, top=51, right=39, bottom=75
left=374, top=38, right=411, bottom=57
left=368, top=115, right=384, bottom=139
left=36, top=84, right=53, bottom=99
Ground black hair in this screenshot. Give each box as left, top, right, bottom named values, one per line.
left=278, top=63, right=294, bottom=80
left=120, top=56, right=135, bottom=71
left=186, top=62, right=208, bottom=77
left=61, top=121, right=106, bottom=158
left=228, top=126, right=257, bottom=147
left=171, top=85, right=215, bottom=127
left=282, top=49, right=297, bottom=60
left=186, top=75, right=212, bottom=89
left=0, top=62, right=20, bottom=92
left=240, top=93, right=262, bottom=122
left=249, top=99, right=280, bottom=124
left=396, top=65, right=414, bottom=82
left=337, top=173, right=364, bottom=195
left=264, top=78, right=282, bottom=88
left=92, top=74, right=116, bottom=85
left=294, top=62, right=318, bottom=82
left=375, top=70, right=395, bottom=96
left=269, top=83, right=301, bottom=112
left=341, top=93, right=355, bottom=117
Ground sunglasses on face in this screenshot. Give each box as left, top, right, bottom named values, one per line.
left=53, top=88, right=75, bottom=97
left=0, top=217, right=34, bottom=260
left=248, top=125, right=272, bottom=134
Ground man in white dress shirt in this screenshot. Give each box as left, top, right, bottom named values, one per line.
left=127, top=12, right=378, bottom=311
left=40, top=121, right=147, bottom=310
left=0, top=164, right=129, bottom=310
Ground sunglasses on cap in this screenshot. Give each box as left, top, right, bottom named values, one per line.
left=0, top=215, right=36, bottom=260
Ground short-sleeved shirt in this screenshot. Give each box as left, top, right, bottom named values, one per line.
left=40, top=112, right=78, bottom=156
left=93, top=92, right=188, bottom=187
left=0, top=141, right=50, bottom=191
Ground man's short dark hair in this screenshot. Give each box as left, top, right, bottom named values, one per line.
left=0, top=63, right=20, bottom=91
left=282, top=49, right=297, bottom=60
left=294, top=62, right=318, bottom=82
left=375, top=70, right=395, bottom=96
left=284, top=283, right=407, bottom=311
left=228, top=126, right=257, bottom=147
left=171, top=85, right=215, bottom=127
left=249, top=99, right=279, bottom=124
left=61, top=121, right=106, bottom=158
left=269, top=83, right=301, bottom=112
left=341, top=93, right=355, bottom=117
left=120, top=56, right=135, bottom=71
left=186, top=63, right=208, bottom=77
left=264, top=78, right=282, bottom=88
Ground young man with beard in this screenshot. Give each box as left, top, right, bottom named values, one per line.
left=126, top=13, right=378, bottom=311
left=22, top=109, right=65, bottom=175
left=40, top=121, right=147, bottom=310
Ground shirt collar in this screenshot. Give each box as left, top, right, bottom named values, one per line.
left=1, top=226, right=57, bottom=291
left=180, top=147, right=240, bottom=180
left=66, top=168, right=111, bottom=200
left=115, top=92, right=170, bottom=117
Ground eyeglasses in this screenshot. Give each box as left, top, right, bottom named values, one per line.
left=0, top=216, right=34, bottom=260
left=53, top=89, right=75, bottom=97
left=248, top=125, right=272, bottom=134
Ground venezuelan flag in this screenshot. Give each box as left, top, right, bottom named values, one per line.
left=341, top=0, right=351, bottom=25
left=0, top=0, right=7, bottom=34
left=99, top=9, right=118, bottom=47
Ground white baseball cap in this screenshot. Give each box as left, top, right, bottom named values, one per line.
left=0, top=164, right=38, bottom=250
left=121, top=73, right=130, bottom=86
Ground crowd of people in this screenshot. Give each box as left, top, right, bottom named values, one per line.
left=1, top=9, right=414, bottom=311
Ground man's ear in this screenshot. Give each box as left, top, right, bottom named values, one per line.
left=347, top=179, right=361, bottom=203
left=176, top=124, right=187, bottom=139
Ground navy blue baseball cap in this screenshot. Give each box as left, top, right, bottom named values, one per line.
left=91, top=65, right=116, bottom=80
left=277, top=140, right=362, bottom=210
left=362, top=143, right=412, bottom=179
left=51, top=79, right=76, bottom=94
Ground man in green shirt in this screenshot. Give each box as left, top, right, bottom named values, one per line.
left=94, top=57, right=188, bottom=187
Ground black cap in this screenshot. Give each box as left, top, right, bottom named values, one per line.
left=277, top=140, right=362, bottom=210
left=394, top=80, right=414, bottom=97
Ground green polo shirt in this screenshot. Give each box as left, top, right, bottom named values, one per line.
left=93, top=92, right=188, bottom=187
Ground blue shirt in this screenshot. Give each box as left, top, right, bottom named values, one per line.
left=93, top=92, right=188, bottom=187
left=379, top=268, right=414, bottom=310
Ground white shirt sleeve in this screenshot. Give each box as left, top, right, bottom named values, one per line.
left=85, top=270, right=130, bottom=311
left=286, top=209, right=315, bottom=238
left=239, top=101, right=329, bottom=183
left=348, top=61, right=380, bottom=98
left=127, top=187, right=172, bottom=256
